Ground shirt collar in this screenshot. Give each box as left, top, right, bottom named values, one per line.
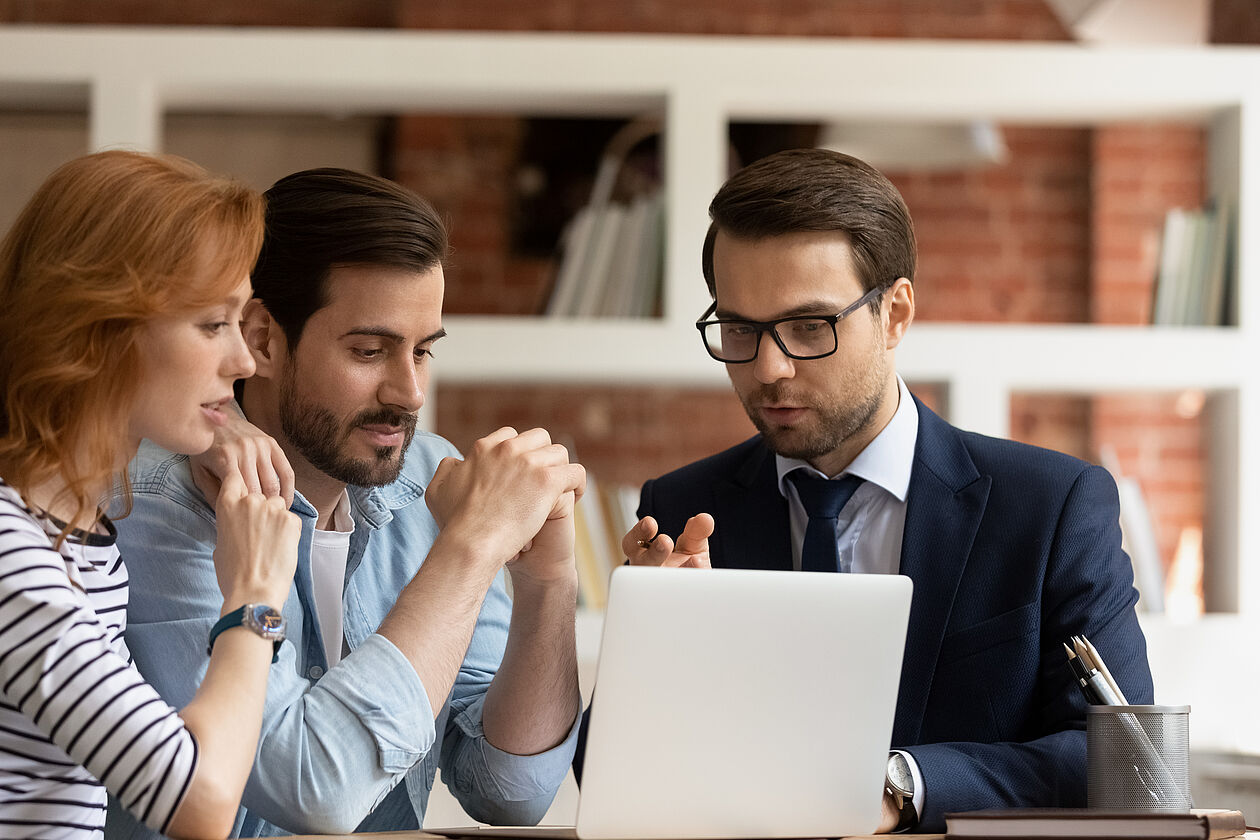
left=775, top=376, right=918, bottom=502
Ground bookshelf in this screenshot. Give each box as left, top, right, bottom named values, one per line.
left=2, top=27, right=1259, bottom=748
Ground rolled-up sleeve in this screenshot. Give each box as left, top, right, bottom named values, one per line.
left=244, top=632, right=436, bottom=832
left=440, top=582, right=579, bottom=825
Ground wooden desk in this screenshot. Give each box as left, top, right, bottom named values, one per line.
left=279, top=834, right=945, bottom=840
left=279, top=832, right=1260, bottom=840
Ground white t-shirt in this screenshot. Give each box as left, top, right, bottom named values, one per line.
left=0, top=480, right=197, bottom=838
left=308, top=491, right=354, bottom=668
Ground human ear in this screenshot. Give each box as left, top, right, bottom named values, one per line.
left=884, top=278, right=915, bottom=350
left=240, top=299, right=287, bottom=380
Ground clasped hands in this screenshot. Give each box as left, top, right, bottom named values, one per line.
left=425, top=427, right=586, bottom=582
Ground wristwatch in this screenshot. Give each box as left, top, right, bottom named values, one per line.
left=208, top=604, right=286, bottom=663
left=885, top=751, right=917, bottom=833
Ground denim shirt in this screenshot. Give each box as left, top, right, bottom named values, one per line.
left=104, top=430, right=578, bottom=838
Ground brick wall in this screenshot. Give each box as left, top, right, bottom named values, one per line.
left=435, top=384, right=755, bottom=490
left=391, top=0, right=1072, bottom=38
left=5, top=0, right=1245, bottom=585
left=1087, top=123, right=1207, bottom=570
left=890, top=127, right=1092, bottom=324
left=4, top=0, right=1069, bottom=38
left=1091, top=125, right=1206, bottom=325
left=1210, top=0, right=1260, bottom=44
left=392, top=116, right=555, bottom=315
left=1092, top=393, right=1206, bottom=570
left=0, top=0, right=398, bottom=26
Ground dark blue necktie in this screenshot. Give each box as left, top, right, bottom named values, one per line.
left=788, top=471, right=865, bottom=573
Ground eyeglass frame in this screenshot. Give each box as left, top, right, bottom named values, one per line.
left=694, top=284, right=889, bottom=364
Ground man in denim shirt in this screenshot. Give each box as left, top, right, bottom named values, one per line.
left=107, top=169, right=584, bottom=838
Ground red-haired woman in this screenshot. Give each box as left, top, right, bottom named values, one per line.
left=0, top=150, right=299, bottom=839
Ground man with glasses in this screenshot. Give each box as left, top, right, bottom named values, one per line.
left=617, top=149, right=1153, bottom=832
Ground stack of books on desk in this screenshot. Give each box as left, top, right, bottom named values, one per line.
left=945, top=808, right=1247, bottom=840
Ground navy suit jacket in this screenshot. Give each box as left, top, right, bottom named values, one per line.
left=632, top=397, right=1153, bottom=831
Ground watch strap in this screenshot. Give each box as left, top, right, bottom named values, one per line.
left=889, top=789, right=916, bottom=832
left=208, top=604, right=283, bottom=663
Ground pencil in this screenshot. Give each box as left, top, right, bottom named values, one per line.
left=1080, top=634, right=1128, bottom=705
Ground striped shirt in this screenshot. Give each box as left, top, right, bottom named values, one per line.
left=0, top=481, right=197, bottom=839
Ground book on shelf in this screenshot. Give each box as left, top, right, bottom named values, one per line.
left=545, top=205, right=598, bottom=317
left=570, top=203, right=629, bottom=318
left=1151, top=208, right=1188, bottom=326
left=596, top=192, right=658, bottom=318
left=1098, top=444, right=1164, bottom=612
left=542, top=118, right=663, bottom=319
left=572, top=493, right=607, bottom=610
left=1200, top=199, right=1233, bottom=327
left=627, top=191, right=665, bottom=318
left=1151, top=201, right=1234, bottom=327
left=944, top=808, right=1246, bottom=840
left=572, top=474, right=644, bottom=610
left=545, top=191, right=663, bottom=319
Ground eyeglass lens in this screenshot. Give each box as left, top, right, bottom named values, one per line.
left=703, top=318, right=837, bottom=362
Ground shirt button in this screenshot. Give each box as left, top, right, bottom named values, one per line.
left=308, top=665, right=325, bottom=679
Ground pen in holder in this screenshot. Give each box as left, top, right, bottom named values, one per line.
left=1087, top=704, right=1191, bottom=811
left=1064, top=637, right=1191, bottom=810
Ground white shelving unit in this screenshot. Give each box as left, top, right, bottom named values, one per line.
left=2, top=26, right=1258, bottom=750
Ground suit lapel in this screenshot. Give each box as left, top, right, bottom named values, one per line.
left=714, top=438, right=793, bottom=571
left=891, top=399, right=991, bottom=747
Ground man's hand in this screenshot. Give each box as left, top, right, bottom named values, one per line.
left=877, top=789, right=900, bottom=834
left=190, top=409, right=295, bottom=507
left=425, top=427, right=586, bottom=570
left=507, top=489, right=578, bottom=585
left=622, top=514, right=713, bottom=568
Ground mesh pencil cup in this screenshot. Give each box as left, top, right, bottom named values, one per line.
left=1087, top=704, right=1191, bottom=810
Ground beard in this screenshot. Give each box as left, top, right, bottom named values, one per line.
left=278, top=368, right=417, bottom=487
left=738, top=349, right=889, bottom=464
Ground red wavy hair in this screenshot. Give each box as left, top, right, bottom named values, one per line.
left=0, top=150, right=264, bottom=536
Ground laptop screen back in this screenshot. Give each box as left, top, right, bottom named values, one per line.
left=576, top=566, right=912, bottom=840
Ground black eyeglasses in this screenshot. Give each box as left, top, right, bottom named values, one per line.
left=695, top=285, right=887, bottom=364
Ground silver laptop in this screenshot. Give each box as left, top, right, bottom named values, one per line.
left=433, top=565, right=912, bottom=840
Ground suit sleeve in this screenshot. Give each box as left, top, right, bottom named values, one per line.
left=904, top=465, right=1153, bottom=831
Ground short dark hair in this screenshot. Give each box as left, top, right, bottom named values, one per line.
left=252, top=168, right=448, bottom=344
left=701, top=149, right=916, bottom=305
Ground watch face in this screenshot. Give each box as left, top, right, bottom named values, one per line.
left=247, top=605, right=287, bottom=640
left=887, top=753, right=913, bottom=793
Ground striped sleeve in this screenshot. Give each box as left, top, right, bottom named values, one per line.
left=0, top=512, right=198, bottom=833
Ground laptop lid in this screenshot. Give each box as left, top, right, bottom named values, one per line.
left=575, top=565, right=912, bottom=840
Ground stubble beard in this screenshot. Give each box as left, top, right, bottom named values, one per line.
left=739, top=348, right=889, bottom=465
left=278, top=367, right=416, bottom=487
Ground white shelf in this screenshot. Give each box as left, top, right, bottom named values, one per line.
left=1, top=26, right=1257, bottom=614
left=439, top=317, right=1251, bottom=390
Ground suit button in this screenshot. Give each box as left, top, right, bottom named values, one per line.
left=308, top=665, right=325, bottom=679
